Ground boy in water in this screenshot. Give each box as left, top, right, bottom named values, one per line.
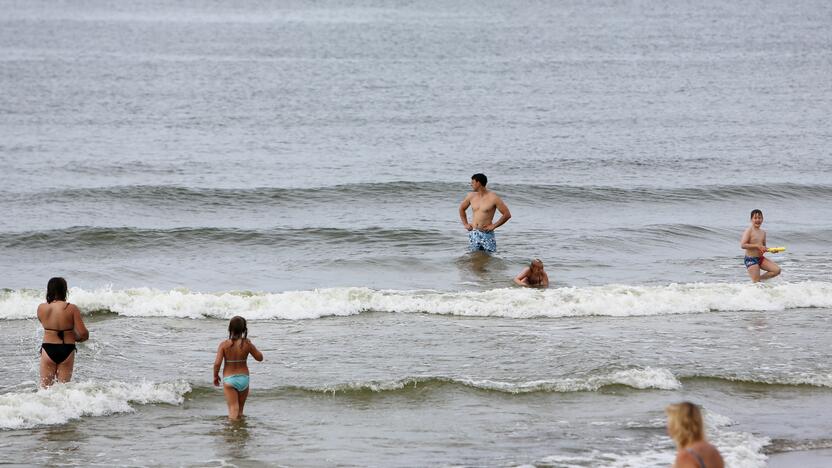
left=740, top=209, right=781, bottom=283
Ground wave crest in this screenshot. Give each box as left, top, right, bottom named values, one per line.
left=0, top=380, right=190, bottom=430
left=2, top=281, right=831, bottom=321
left=291, top=368, right=681, bottom=395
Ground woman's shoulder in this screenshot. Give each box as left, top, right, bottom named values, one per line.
left=677, top=443, right=723, bottom=468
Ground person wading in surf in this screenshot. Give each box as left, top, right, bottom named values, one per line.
left=458, top=173, right=511, bottom=253
left=514, top=259, right=550, bottom=288
left=37, top=277, right=89, bottom=387
left=740, top=209, right=781, bottom=283
left=666, top=402, right=724, bottom=468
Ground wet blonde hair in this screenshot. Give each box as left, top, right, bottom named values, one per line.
left=666, top=402, right=705, bottom=448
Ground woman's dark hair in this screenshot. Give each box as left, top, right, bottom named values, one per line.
left=228, top=316, right=248, bottom=347
left=46, top=277, right=68, bottom=303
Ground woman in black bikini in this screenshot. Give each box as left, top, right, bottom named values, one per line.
left=666, top=402, right=724, bottom=468
left=37, top=277, right=89, bottom=387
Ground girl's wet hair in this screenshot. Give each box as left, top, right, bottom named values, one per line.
left=46, top=277, right=68, bottom=303
left=228, top=316, right=248, bottom=345
left=665, top=401, right=704, bottom=448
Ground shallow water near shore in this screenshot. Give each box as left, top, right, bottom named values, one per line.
left=2, top=0, right=832, bottom=466
left=2, top=308, right=832, bottom=466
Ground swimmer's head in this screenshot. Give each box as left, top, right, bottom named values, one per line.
left=471, top=173, right=487, bottom=188
left=530, top=259, right=544, bottom=270
left=750, top=209, right=764, bottom=227
left=665, top=401, right=704, bottom=448
left=228, top=316, right=248, bottom=342
left=46, top=277, right=68, bottom=303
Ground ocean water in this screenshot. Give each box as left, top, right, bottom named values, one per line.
left=1, top=0, right=831, bottom=466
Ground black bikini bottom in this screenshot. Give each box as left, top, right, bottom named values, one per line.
left=40, top=343, right=77, bottom=365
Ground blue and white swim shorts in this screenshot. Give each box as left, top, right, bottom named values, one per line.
left=468, top=229, right=497, bottom=253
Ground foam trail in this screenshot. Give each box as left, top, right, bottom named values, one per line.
left=0, top=380, right=190, bottom=430
left=1, top=281, right=831, bottom=320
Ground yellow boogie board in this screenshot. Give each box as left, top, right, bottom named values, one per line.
left=766, top=247, right=786, bottom=253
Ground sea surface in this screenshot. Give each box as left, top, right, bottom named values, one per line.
left=1, top=0, right=831, bottom=466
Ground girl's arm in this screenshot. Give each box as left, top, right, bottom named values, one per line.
left=248, top=340, right=264, bottom=362
left=212, top=342, right=225, bottom=386
left=540, top=272, right=550, bottom=288
left=514, top=267, right=530, bottom=286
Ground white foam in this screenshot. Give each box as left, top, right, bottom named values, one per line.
left=0, top=380, right=190, bottom=430
left=463, top=367, right=682, bottom=393
left=306, top=368, right=681, bottom=394
left=537, top=409, right=768, bottom=468
left=706, top=410, right=770, bottom=468
left=2, top=281, right=831, bottom=321
left=539, top=449, right=673, bottom=468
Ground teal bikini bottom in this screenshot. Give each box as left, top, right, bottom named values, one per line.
left=223, top=374, right=250, bottom=392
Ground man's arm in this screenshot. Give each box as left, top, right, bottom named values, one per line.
left=459, top=195, right=473, bottom=230
left=486, top=197, right=511, bottom=231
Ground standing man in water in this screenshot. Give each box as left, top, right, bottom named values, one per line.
left=459, top=173, right=511, bottom=253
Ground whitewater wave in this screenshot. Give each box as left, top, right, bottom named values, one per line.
left=265, top=370, right=831, bottom=396
left=1, top=281, right=830, bottom=321
left=0, top=380, right=190, bottom=430
left=291, top=368, right=681, bottom=395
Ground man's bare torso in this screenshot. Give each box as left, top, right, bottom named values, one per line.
left=467, top=191, right=499, bottom=229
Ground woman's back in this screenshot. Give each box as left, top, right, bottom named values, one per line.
left=38, top=301, right=78, bottom=344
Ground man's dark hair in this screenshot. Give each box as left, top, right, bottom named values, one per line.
left=750, top=209, right=763, bottom=219
left=471, top=173, right=487, bottom=186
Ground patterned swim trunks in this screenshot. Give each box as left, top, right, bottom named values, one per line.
left=468, top=230, right=496, bottom=253
left=744, top=256, right=764, bottom=268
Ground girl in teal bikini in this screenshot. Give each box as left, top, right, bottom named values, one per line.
left=213, top=316, right=264, bottom=420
